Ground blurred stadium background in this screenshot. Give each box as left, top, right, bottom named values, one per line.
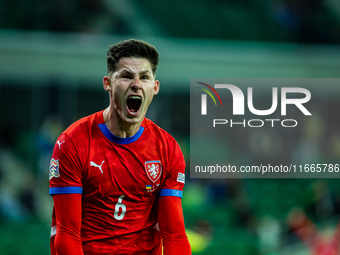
left=1, top=0, right=340, bottom=254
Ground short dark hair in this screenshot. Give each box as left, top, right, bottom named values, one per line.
left=106, top=39, right=159, bottom=76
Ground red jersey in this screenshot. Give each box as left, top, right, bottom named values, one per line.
left=49, top=110, right=186, bottom=254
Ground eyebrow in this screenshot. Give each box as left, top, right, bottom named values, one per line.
left=139, top=70, right=152, bottom=75
left=119, top=69, right=152, bottom=76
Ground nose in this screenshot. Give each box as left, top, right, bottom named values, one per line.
left=131, top=77, right=142, bottom=91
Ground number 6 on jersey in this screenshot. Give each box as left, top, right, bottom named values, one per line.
left=114, top=195, right=126, bottom=220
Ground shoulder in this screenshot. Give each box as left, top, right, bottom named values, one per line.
left=142, top=118, right=184, bottom=162
left=62, top=111, right=103, bottom=142
left=142, top=118, right=178, bottom=145
left=55, top=111, right=103, bottom=154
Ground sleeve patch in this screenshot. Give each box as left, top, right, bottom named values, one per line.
left=49, top=158, right=60, bottom=180
left=177, top=172, right=185, bottom=184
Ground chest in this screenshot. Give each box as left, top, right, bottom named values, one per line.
left=82, top=139, right=165, bottom=200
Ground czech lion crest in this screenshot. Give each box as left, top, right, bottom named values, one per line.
left=145, top=161, right=162, bottom=182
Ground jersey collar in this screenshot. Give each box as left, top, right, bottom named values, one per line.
left=98, top=123, right=144, bottom=144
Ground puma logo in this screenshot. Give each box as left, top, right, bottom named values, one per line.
left=57, top=140, right=65, bottom=149
left=90, top=161, right=105, bottom=174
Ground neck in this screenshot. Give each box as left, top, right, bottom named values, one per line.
left=103, top=107, right=142, bottom=138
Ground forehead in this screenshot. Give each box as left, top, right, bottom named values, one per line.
left=116, top=57, right=152, bottom=73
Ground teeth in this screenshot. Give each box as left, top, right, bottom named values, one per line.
left=129, top=96, right=141, bottom=100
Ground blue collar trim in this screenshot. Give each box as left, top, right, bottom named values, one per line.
left=98, top=124, right=144, bottom=144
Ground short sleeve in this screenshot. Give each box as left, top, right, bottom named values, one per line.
left=159, top=139, right=186, bottom=198
left=49, top=133, right=84, bottom=195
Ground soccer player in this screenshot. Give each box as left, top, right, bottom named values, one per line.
left=49, top=39, right=192, bottom=255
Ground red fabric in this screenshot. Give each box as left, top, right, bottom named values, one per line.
left=157, top=196, right=192, bottom=255
left=52, top=194, right=191, bottom=255
left=52, top=194, right=83, bottom=255
left=49, top=112, right=189, bottom=254
left=49, top=111, right=186, bottom=253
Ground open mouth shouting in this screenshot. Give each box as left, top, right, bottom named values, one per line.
left=126, top=95, right=142, bottom=115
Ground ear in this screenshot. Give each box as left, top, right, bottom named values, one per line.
left=103, top=76, right=111, bottom=92
left=154, top=80, right=160, bottom=95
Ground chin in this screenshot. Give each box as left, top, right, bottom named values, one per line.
left=123, top=108, right=147, bottom=125
left=124, top=115, right=143, bottom=125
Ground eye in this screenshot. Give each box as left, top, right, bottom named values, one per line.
left=140, top=75, right=150, bottom=80
left=121, top=74, right=132, bottom=79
